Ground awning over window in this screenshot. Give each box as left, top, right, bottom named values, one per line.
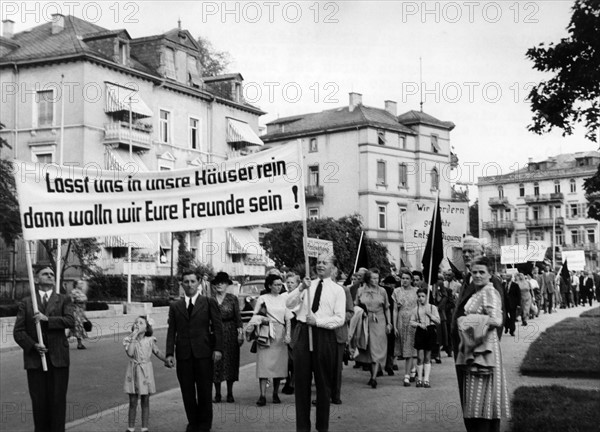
left=227, top=118, right=263, bottom=147
left=105, top=83, right=153, bottom=118
left=227, top=228, right=267, bottom=255
left=106, top=148, right=149, bottom=172
left=103, top=233, right=155, bottom=249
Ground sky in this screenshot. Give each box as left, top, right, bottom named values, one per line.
left=2, top=1, right=597, bottom=194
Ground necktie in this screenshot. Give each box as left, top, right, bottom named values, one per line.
left=187, top=299, right=194, bottom=316
left=311, top=279, right=323, bottom=313
left=42, top=293, right=48, bottom=311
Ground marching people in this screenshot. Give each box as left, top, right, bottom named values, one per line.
left=581, top=271, right=595, bottom=306
left=571, top=271, right=580, bottom=306
left=410, top=287, right=440, bottom=388
left=211, top=272, right=243, bottom=404
left=354, top=269, right=391, bottom=388
left=541, top=265, right=556, bottom=313
left=69, top=280, right=89, bottom=349
left=248, top=274, right=292, bottom=406
left=381, top=275, right=399, bottom=374
left=286, top=253, right=346, bottom=432
left=13, top=266, right=75, bottom=432
left=124, top=316, right=169, bottom=432
left=165, top=270, right=223, bottom=432
left=392, top=270, right=418, bottom=386
left=331, top=267, right=354, bottom=404
left=282, top=272, right=301, bottom=395
left=505, top=274, right=521, bottom=336
left=516, top=273, right=533, bottom=326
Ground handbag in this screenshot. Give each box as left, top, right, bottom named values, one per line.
left=256, top=324, right=270, bottom=347
left=250, top=340, right=258, bottom=353
left=83, top=319, right=92, bottom=332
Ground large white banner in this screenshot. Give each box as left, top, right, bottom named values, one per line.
left=14, top=144, right=304, bottom=241
left=562, top=250, right=586, bottom=271
left=500, top=241, right=549, bottom=264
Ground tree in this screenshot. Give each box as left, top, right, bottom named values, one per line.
left=39, top=238, right=101, bottom=288
left=174, top=232, right=197, bottom=275
left=262, top=214, right=392, bottom=276
left=0, top=123, right=21, bottom=246
left=469, top=199, right=480, bottom=236
left=196, top=36, right=231, bottom=76
left=526, top=0, right=600, bottom=220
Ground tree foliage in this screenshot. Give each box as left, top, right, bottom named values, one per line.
left=262, top=214, right=392, bottom=276
left=526, top=0, right=600, bottom=143
left=40, top=238, right=101, bottom=287
left=0, top=123, right=21, bottom=246
left=196, top=36, right=231, bottom=77
left=583, top=164, right=600, bottom=221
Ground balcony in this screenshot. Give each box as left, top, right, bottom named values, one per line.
left=305, top=185, right=324, bottom=201
left=562, top=243, right=599, bottom=252
left=525, top=217, right=564, bottom=228
left=104, top=121, right=153, bottom=152
left=482, top=220, right=515, bottom=232
left=524, top=193, right=564, bottom=204
left=488, top=197, right=510, bottom=207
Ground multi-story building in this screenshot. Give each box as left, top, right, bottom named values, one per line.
left=0, top=15, right=269, bottom=294
left=478, top=151, right=600, bottom=271
left=261, top=92, right=458, bottom=270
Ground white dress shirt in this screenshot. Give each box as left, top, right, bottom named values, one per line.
left=186, top=291, right=200, bottom=308
left=286, top=277, right=345, bottom=329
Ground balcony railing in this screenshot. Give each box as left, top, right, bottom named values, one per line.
left=488, top=197, right=509, bottom=207
left=524, top=193, right=564, bottom=204
left=525, top=217, right=564, bottom=228
left=562, top=243, right=599, bottom=252
left=305, top=185, right=324, bottom=200
left=104, top=121, right=152, bottom=151
left=482, top=220, right=515, bottom=232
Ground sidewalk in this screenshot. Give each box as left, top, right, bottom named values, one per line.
left=64, top=304, right=600, bottom=432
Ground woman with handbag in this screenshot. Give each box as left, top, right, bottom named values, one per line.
left=409, top=287, right=440, bottom=388
left=70, top=280, right=90, bottom=349
left=247, top=274, right=292, bottom=406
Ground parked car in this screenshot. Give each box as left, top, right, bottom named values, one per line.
left=238, top=279, right=264, bottom=321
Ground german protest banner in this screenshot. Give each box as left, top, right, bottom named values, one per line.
left=561, top=250, right=586, bottom=271
left=500, top=241, right=549, bottom=264
left=306, top=238, right=333, bottom=258
left=13, top=143, right=304, bottom=241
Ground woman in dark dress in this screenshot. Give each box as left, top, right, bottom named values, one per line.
left=212, top=272, right=243, bottom=403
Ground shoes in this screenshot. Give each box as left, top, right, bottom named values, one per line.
left=376, top=370, right=384, bottom=377
left=435, top=357, right=442, bottom=364
left=403, top=377, right=411, bottom=387
left=77, top=345, right=86, bottom=349
left=256, top=396, right=266, bottom=406
left=213, top=395, right=221, bottom=403
left=331, top=398, right=342, bottom=405
left=281, top=385, right=294, bottom=395
left=409, top=375, right=416, bottom=382
left=272, top=394, right=281, bottom=404
left=510, top=332, right=515, bottom=337
left=423, top=381, right=431, bottom=388
left=385, top=367, right=395, bottom=376
left=367, top=378, right=374, bottom=387
left=226, top=394, right=234, bottom=403
left=370, top=379, right=377, bottom=389
left=392, top=364, right=399, bottom=370
left=522, top=322, right=528, bottom=326
left=416, top=380, right=423, bottom=388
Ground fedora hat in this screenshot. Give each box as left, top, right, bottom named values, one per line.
left=212, top=271, right=233, bottom=285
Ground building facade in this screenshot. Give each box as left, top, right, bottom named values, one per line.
left=261, top=92, right=459, bottom=270
left=0, top=15, right=269, bottom=295
left=478, top=151, right=600, bottom=271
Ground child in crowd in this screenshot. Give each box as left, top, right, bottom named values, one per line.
left=410, top=287, right=440, bottom=388
left=123, top=316, right=169, bottom=432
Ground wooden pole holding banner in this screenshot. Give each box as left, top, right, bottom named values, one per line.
left=426, top=192, right=441, bottom=305
left=127, top=99, right=133, bottom=305
left=297, top=140, right=313, bottom=352
left=353, top=231, right=365, bottom=275
left=55, top=74, right=66, bottom=294
left=24, top=241, right=48, bottom=372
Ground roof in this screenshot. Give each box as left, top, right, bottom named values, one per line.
left=262, top=104, right=416, bottom=141
left=203, top=73, right=244, bottom=82
left=397, top=110, right=456, bottom=130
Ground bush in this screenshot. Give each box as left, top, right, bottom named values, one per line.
left=149, top=298, right=173, bottom=307
left=580, top=306, right=600, bottom=318
left=85, top=301, right=109, bottom=311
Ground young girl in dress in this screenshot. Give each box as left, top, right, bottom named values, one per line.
left=124, top=316, right=168, bottom=432
left=410, top=287, right=440, bottom=388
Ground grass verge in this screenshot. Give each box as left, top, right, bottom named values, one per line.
left=520, top=316, right=600, bottom=377
left=580, top=306, right=600, bottom=318
left=511, top=385, right=600, bottom=432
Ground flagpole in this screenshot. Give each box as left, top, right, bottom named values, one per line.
left=353, top=231, right=365, bottom=275
left=25, top=240, right=48, bottom=372
left=127, top=99, right=133, bottom=304
left=297, top=139, right=313, bottom=352
left=426, top=192, right=441, bottom=304
left=55, top=75, right=66, bottom=294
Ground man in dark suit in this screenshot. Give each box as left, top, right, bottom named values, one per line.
left=166, top=270, right=223, bottom=432
left=581, top=271, right=595, bottom=306
left=13, top=266, right=75, bottom=432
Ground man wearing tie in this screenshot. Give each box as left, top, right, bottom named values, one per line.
left=166, top=270, right=223, bottom=432
left=286, top=253, right=346, bottom=432
left=13, top=266, right=75, bottom=432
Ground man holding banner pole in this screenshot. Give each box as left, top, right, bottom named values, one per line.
left=286, top=252, right=346, bottom=432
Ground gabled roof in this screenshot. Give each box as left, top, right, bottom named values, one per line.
left=262, top=104, right=416, bottom=141
left=163, top=28, right=200, bottom=51
left=397, top=110, right=456, bottom=131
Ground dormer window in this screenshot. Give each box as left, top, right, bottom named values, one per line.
left=377, top=130, right=386, bottom=145
left=118, top=41, right=128, bottom=65
left=164, top=47, right=176, bottom=79
left=187, top=55, right=201, bottom=87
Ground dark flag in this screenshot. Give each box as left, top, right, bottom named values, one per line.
left=447, top=258, right=462, bottom=279
left=422, top=196, right=444, bottom=285
left=560, top=259, right=570, bottom=283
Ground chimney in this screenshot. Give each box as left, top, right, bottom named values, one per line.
left=51, top=14, right=65, bottom=34
left=2, top=20, right=14, bottom=38
left=384, top=100, right=397, bottom=116
left=349, top=92, right=362, bottom=112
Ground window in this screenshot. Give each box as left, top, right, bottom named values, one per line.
left=159, top=166, right=171, bottom=171
left=431, top=168, right=439, bottom=190
left=569, top=203, right=579, bottom=218
left=491, top=209, right=498, bottom=222
left=431, top=134, right=440, bottom=153
left=376, top=161, right=386, bottom=185
left=498, top=186, right=504, bottom=198
left=164, top=47, right=176, bottom=79
left=532, top=206, right=540, bottom=220
left=531, top=231, right=544, bottom=241
left=187, top=55, right=201, bottom=87
left=119, top=41, right=127, bottom=64
left=378, top=204, right=387, bottom=229
left=308, top=165, right=319, bottom=186
left=309, top=138, right=318, bottom=153
left=189, top=117, right=200, bottom=150
left=554, top=180, right=561, bottom=193
left=533, top=182, right=539, bottom=196
left=519, top=183, right=525, bottom=197
left=398, top=206, right=407, bottom=231
left=587, top=229, right=596, bottom=244
left=308, top=208, right=319, bottom=220
left=35, top=90, right=54, bottom=127
left=570, top=179, right=576, bottom=193
left=160, top=232, right=172, bottom=257
left=159, top=110, right=170, bottom=143
left=377, top=130, right=386, bottom=145
left=505, top=208, right=511, bottom=220
left=555, top=231, right=564, bottom=246
left=398, top=163, right=408, bottom=188
left=571, top=229, right=581, bottom=245
left=552, top=205, right=561, bottom=218
left=518, top=208, right=527, bottom=222
left=399, top=135, right=406, bottom=149
left=34, top=153, right=53, bottom=164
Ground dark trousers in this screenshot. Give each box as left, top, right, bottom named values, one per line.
left=464, top=418, right=501, bottom=432
left=585, top=291, right=594, bottom=306
left=176, top=356, right=213, bottom=432
left=331, top=343, right=345, bottom=401
left=27, top=365, right=69, bottom=432
left=545, top=293, right=554, bottom=313
left=573, top=290, right=579, bottom=306
left=293, top=323, right=337, bottom=432
left=505, top=305, right=518, bottom=335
